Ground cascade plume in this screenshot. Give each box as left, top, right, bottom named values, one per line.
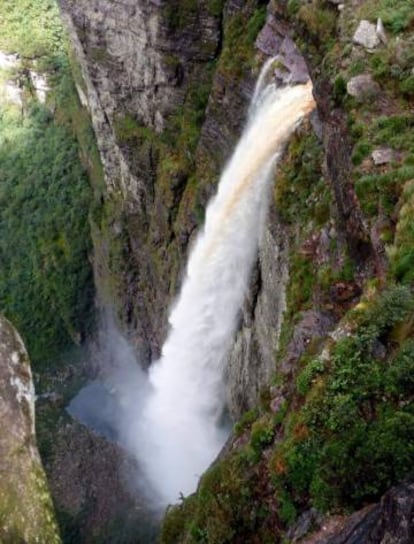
left=122, top=68, right=315, bottom=504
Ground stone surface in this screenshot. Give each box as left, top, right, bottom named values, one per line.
left=280, top=310, right=335, bottom=376
left=0, top=315, right=60, bottom=543
left=225, top=213, right=289, bottom=417
left=376, top=18, right=387, bottom=44
left=301, top=480, right=414, bottom=543
left=256, top=15, right=310, bottom=84
left=59, top=0, right=226, bottom=365
left=0, top=51, right=19, bottom=69
left=347, top=74, right=381, bottom=99
left=353, top=20, right=380, bottom=49
left=287, top=508, right=324, bottom=542
left=29, top=70, right=50, bottom=103
left=44, top=418, right=160, bottom=543
left=60, top=0, right=300, bottom=418
left=372, top=147, right=394, bottom=165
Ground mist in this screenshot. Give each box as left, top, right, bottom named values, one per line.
left=68, top=67, right=315, bottom=507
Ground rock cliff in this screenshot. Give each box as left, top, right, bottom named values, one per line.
left=0, top=316, right=60, bottom=543
left=48, top=0, right=414, bottom=541
left=59, top=0, right=294, bottom=412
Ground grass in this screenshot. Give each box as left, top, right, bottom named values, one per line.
left=358, top=0, right=414, bottom=34
left=219, top=4, right=267, bottom=78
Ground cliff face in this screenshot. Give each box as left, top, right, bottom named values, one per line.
left=0, top=316, right=60, bottom=543
left=158, top=0, right=414, bottom=540
left=58, top=0, right=414, bottom=541
left=59, top=0, right=293, bottom=411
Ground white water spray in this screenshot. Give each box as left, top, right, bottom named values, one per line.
left=125, top=72, right=315, bottom=505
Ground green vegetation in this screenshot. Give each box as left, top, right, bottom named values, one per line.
left=161, top=453, right=276, bottom=544
left=0, top=105, right=94, bottom=365
left=162, top=286, right=414, bottom=543
left=358, top=0, right=414, bottom=34
left=219, top=4, right=267, bottom=78
left=297, top=1, right=337, bottom=42
left=273, top=286, right=414, bottom=511
left=0, top=0, right=97, bottom=368
left=275, top=130, right=326, bottom=227
left=159, top=0, right=414, bottom=541
left=0, top=0, right=64, bottom=62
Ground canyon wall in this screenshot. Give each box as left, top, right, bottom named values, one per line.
left=57, top=0, right=414, bottom=541
left=0, top=316, right=60, bottom=543
left=59, top=0, right=296, bottom=414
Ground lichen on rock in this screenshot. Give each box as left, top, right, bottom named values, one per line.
left=0, top=316, right=60, bottom=543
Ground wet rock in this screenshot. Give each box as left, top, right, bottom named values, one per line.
left=353, top=20, right=380, bottom=50
left=372, top=147, right=394, bottom=165
left=347, top=74, right=380, bottom=100
left=0, top=315, right=60, bottom=543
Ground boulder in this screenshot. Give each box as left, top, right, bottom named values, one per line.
left=301, top=480, right=414, bottom=543
left=280, top=311, right=335, bottom=375
left=372, top=147, right=394, bottom=165
left=347, top=74, right=380, bottom=100
left=256, top=15, right=310, bottom=84
left=353, top=20, right=380, bottom=50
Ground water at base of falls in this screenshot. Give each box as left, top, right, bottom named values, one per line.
left=68, top=65, right=315, bottom=507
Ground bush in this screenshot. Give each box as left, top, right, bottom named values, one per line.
left=272, top=286, right=414, bottom=512
left=0, top=1, right=96, bottom=367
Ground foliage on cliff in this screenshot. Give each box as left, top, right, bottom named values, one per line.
left=161, top=0, right=414, bottom=542
left=0, top=0, right=97, bottom=367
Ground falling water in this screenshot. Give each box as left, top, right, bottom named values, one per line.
left=124, top=71, right=315, bottom=505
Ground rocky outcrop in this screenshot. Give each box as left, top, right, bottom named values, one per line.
left=52, top=0, right=414, bottom=542
left=59, top=0, right=220, bottom=203
left=0, top=316, right=60, bottom=543
left=59, top=0, right=225, bottom=364
left=225, top=208, right=289, bottom=417
left=44, top=419, right=159, bottom=543
left=300, top=480, right=414, bottom=544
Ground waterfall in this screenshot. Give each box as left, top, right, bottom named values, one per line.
left=125, top=72, right=315, bottom=505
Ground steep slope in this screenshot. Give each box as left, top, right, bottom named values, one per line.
left=159, top=0, right=414, bottom=541
left=59, top=0, right=312, bottom=415
left=0, top=316, right=60, bottom=543
left=6, top=0, right=409, bottom=541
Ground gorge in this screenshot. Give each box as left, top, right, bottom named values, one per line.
left=1, top=0, right=414, bottom=543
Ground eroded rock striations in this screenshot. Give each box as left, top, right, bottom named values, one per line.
left=59, top=0, right=303, bottom=414
left=0, top=316, right=60, bottom=543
